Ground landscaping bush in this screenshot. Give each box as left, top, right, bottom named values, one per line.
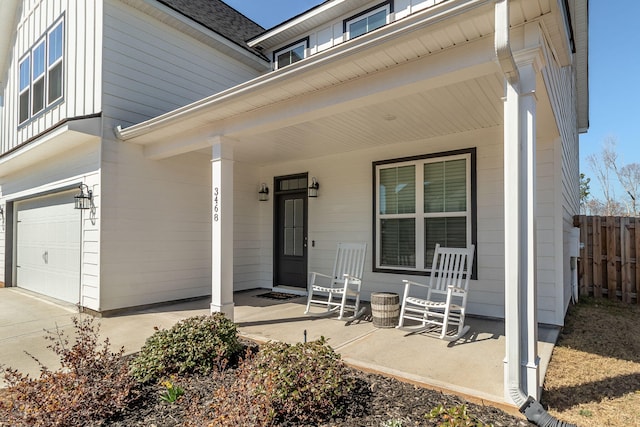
left=0, top=316, right=135, bottom=427
left=247, top=338, right=356, bottom=424
left=184, top=351, right=276, bottom=427
left=129, top=313, right=241, bottom=383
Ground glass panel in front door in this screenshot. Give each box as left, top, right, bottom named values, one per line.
left=284, top=198, right=304, bottom=256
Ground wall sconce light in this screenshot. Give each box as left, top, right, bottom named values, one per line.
left=74, top=184, right=93, bottom=210
left=258, top=183, right=269, bottom=201
left=308, top=177, right=319, bottom=198
left=0, top=205, right=4, bottom=227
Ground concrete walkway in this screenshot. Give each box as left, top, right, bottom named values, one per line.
left=0, top=287, right=559, bottom=411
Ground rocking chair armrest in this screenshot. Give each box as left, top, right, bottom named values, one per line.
left=402, top=279, right=432, bottom=290
left=310, top=271, right=333, bottom=280
left=342, top=273, right=362, bottom=283
left=447, top=285, right=467, bottom=295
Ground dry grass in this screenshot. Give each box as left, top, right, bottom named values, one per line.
left=542, top=297, right=640, bottom=427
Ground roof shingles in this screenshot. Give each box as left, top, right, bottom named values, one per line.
left=157, top=0, right=265, bottom=55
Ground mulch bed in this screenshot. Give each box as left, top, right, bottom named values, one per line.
left=105, top=350, right=533, bottom=426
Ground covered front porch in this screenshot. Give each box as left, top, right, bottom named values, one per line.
left=115, top=0, right=572, bottom=406
left=232, top=288, right=559, bottom=411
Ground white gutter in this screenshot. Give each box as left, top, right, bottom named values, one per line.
left=495, top=0, right=526, bottom=407
left=496, top=2, right=574, bottom=425
left=116, top=0, right=495, bottom=141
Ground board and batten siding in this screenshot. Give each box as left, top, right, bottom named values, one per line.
left=0, top=0, right=102, bottom=154
left=101, top=0, right=263, bottom=128
left=266, top=0, right=446, bottom=64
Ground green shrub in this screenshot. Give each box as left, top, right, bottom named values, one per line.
left=247, top=338, right=356, bottom=424
left=129, top=313, right=241, bottom=383
left=0, top=316, right=135, bottom=426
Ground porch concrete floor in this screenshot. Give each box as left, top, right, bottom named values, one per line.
left=234, top=289, right=560, bottom=408
left=0, top=287, right=559, bottom=409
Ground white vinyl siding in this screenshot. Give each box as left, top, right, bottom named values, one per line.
left=102, top=0, right=261, bottom=127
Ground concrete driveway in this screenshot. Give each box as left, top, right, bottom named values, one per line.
left=0, top=287, right=210, bottom=384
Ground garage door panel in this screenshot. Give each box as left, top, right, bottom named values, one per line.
left=15, top=191, right=81, bottom=304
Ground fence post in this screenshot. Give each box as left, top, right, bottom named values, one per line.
left=621, top=217, right=631, bottom=303
left=592, top=216, right=602, bottom=298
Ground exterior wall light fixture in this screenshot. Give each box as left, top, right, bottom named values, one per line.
left=308, top=176, right=319, bottom=198
left=258, top=183, right=269, bottom=201
left=74, top=184, right=93, bottom=210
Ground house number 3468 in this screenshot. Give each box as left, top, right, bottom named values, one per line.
left=213, top=187, right=220, bottom=222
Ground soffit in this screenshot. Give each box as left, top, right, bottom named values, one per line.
left=120, top=0, right=563, bottom=163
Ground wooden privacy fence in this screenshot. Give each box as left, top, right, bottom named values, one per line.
left=574, top=215, right=640, bottom=304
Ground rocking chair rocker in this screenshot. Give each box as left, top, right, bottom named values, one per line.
left=397, top=244, right=475, bottom=341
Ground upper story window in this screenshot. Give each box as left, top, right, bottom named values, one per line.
left=273, top=38, right=308, bottom=70
left=344, top=1, right=392, bottom=40
left=373, top=148, right=476, bottom=274
left=18, top=18, right=64, bottom=125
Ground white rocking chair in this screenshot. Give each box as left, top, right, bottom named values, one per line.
left=304, top=242, right=367, bottom=320
left=397, top=244, right=475, bottom=341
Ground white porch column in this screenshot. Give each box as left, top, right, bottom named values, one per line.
left=211, top=138, right=235, bottom=320
left=503, top=53, right=541, bottom=402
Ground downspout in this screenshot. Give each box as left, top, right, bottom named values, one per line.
left=495, top=1, right=575, bottom=425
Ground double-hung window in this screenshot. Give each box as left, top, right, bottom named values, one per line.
left=18, top=57, right=30, bottom=123
left=374, top=149, right=476, bottom=273
left=32, top=41, right=46, bottom=115
left=273, top=38, right=308, bottom=70
left=345, top=2, right=392, bottom=40
left=48, top=21, right=64, bottom=103
left=17, top=17, right=64, bottom=125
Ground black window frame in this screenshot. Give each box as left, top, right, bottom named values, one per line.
left=343, top=1, right=394, bottom=40
left=273, top=37, right=310, bottom=70
left=372, top=148, right=478, bottom=278
left=17, top=14, right=65, bottom=128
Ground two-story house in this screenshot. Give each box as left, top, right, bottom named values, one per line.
left=1, top=0, right=588, bottom=404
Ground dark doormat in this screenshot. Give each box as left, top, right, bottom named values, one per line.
left=255, top=291, right=301, bottom=300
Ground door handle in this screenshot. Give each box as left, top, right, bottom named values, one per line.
left=42, top=251, right=48, bottom=264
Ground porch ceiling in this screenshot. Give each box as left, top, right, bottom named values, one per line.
left=118, top=0, right=563, bottom=163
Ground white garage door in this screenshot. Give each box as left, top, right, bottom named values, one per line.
left=15, top=191, right=81, bottom=304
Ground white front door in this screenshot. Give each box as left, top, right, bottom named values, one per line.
left=15, top=191, right=81, bottom=304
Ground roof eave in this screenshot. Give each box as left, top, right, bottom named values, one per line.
left=573, top=0, right=589, bottom=132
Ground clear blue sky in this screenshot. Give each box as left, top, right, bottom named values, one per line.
left=226, top=1, right=636, bottom=198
